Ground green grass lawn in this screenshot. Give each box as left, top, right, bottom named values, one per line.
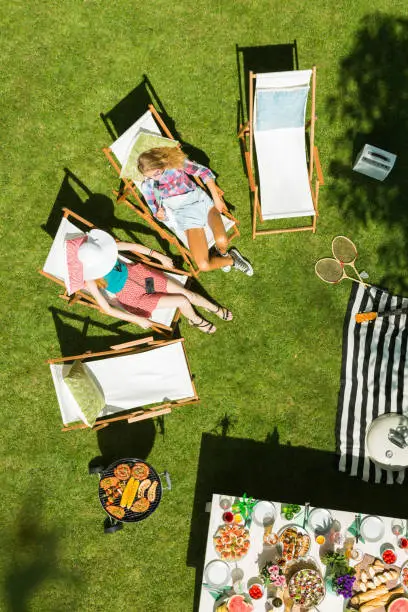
left=2, top=1, right=408, bottom=610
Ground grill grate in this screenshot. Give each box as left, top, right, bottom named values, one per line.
left=98, top=457, right=162, bottom=523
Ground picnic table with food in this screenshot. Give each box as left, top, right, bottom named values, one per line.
left=199, top=494, right=408, bottom=612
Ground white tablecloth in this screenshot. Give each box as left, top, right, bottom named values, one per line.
left=198, top=494, right=408, bottom=611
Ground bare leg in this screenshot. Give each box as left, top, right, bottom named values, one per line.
left=207, top=206, right=230, bottom=255
left=155, top=293, right=216, bottom=333
left=165, top=277, right=232, bottom=320
left=186, top=212, right=233, bottom=272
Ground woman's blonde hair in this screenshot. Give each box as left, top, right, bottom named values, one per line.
left=137, top=146, right=187, bottom=175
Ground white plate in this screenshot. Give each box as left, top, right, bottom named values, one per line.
left=204, top=559, right=231, bottom=587
left=360, top=515, right=385, bottom=542
left=307, top=508, right=333, bottom=532
left=253, top=501, right=276, bottom=526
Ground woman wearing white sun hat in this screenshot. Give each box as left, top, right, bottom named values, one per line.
left=65, top=229, right=232, bottom=334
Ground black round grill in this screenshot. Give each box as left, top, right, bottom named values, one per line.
left=98, top=457, right=162, bottom=523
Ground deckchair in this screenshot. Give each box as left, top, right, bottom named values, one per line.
left=48, top=337, right=198, bottom=431
left=102, top=104, right=240, bottom=277
left=40, top=208, right=190, bottom=335
left=238, top=67, right=324, bottom=238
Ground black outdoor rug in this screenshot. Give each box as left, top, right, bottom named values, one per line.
left=337, top=282, right=408, bottom=484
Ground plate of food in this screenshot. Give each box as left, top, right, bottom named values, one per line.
left=360, top=515, right=385, bottom=542
left=278, top=524, right=311, bottom=563
left=287, top=568, right=325, bottom=608
left=213, top=523, right=250, bottom=562
left=253, top=501, right=276, bottom=527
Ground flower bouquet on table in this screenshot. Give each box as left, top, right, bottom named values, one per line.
left=322, top=550, right=356, bottom=598
left=260, top=562, right=287, bottom=589
left=232, top=493, right=257, bottom=526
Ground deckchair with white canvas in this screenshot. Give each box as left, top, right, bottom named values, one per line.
left=102, top=104, right=240, bottom=276
left=40, top=208, right=190, bottom=335
left=239, top=67, right=324, bottom=238
left=48, top=337, right=198, bottom=431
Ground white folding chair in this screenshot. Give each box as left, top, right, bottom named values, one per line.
left=103, top=104, right=240, bottom=276
left=48, top=337, right=199, bottom=431
left=40, top=208, right=190, bottom=335
left=239, top=67, right=324, bottom=238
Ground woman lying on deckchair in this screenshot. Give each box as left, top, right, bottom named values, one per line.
left=66, top=229, right=232, bottom=334
left=137, top=147, right=253, bottom=276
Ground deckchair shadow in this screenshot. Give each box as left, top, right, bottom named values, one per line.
left=187, top=432, right=408, bottom=610
left=236, top=42, right=299, bottom=124
left=94, top=418, right=157, bottom=467
left=43, top=169, right=173, bottom=258
left=101, top=74, right=209, bottom=167
left=49, top=306, right=139, bottom=357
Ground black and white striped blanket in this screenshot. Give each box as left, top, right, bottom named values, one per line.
left=337, top=282, right=408, bottom=484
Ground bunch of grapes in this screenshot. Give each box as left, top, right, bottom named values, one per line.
left=334, top=573, right=355, bottom=599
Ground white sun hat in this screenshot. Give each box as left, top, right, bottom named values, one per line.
left=77, top=230, right=118, bottom=280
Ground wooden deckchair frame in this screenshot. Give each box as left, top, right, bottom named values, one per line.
left=102, top=103, right=240, bottom=277
left=39, top=207, right=191, bottom=335
left=48, top=336, right=199, bottom=432
left=238, top=66, right=324, bottom=239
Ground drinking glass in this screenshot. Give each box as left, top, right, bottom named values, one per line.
left=219, top=495, right=233, bottom=510
left=231, top=567, right=244, bottom=594
left=391, top=518, right=405, bottom=536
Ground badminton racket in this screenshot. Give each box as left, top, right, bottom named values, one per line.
left=356, top=307, right=408, bottom=324
left=332, top=235, right=365, bottom=284
left=315, top=257, right=360, bottom=284
left=315, top=235, right=368, bottom=286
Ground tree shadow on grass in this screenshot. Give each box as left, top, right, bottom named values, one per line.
left=4, top=486, right=81, bottom=612
left=187, top=431, right=408, bottom=610
left=328, top=13, right=408, bottom=293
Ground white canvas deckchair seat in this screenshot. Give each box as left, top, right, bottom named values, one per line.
left=254, top=70, right=314, bottom=220
left=42, top=216, right=187, bottom=328
left=50, top=342, right=195, bottom=425
left=110, top=110, right=236, bottom=248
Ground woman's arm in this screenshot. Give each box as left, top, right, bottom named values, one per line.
left=183, top=160, right=225, bottom=213
left=85, top=280, right=151, bottom=329
left=116, top=242, right=174, bottom=268
left=204, top=178, right=225, bottom=213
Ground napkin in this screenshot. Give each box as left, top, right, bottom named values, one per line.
left=347, top=516, right=365, bottom=544
left=202, top=584, right=232, bottom=601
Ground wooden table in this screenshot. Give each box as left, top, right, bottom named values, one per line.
left=198, top=494, right=408, bottom=611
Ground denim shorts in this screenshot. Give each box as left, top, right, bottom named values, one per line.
left=162, top=187, right=214, bottom=231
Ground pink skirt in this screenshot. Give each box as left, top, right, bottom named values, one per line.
left=116, top=263, right=169, bottom=317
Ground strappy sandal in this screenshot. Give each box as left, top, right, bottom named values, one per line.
left=206, top=305, right=233, bottom=321
left=188, top=317, right=217, bottom=334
